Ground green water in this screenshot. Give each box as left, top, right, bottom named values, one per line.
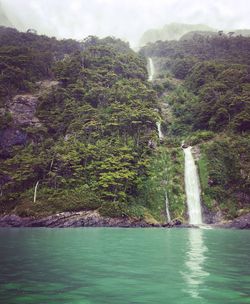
left=0, top=228, right=249, bottom=304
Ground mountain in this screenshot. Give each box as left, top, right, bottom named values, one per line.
left=0, top=26, right=249, bottom=227
left=180, top=29, right=250, bottom=41
left=179, top=30, right=218, bottom=41
left=139, top=23, right=216, bottom=46
left=140, top=34, right=250, bottom=221
left=139, top=23, right=250, bottom=46
left=0, top=27, right=161, bottom=222
left=234, top=29, right=250, bottom=37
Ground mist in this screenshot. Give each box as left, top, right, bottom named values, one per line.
left=1, top=0, right=250, bottom=47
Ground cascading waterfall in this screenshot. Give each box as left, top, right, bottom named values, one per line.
left=165, top=192, right=171, bottom=223
left=148, top=57, right=155, bottom=82
left=156, top=121, right=164, bottom=141
left=148, top=56, right=169, bottom=222
left=184, top=146, right=203, bottom=225
left=148, top=58, right=163, bottom=141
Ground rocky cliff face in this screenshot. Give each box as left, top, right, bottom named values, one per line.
left=8, top=94, right=40, bottom=127
left=0, top=94, right=40, bottom=148
left=0, top=81, right=58, bottom=148
left=0, top=128, right=27, bottom=148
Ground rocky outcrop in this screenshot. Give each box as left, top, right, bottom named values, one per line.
left=0, top=94, right=40, bottom=148
left=0, top=211, right=162, bottom=228
left=36, top=80, right=59, bottom=91
left=8, top=94, right=41, bottom=127
left=0, top=80, right=59, bottom=149
left=191, top=145, right=201, bottom=161
left=0, top=128, right=27, bottom=147
left=201, top=204, right=224, bottom=224
left=218, top=213, right=250, bottom=229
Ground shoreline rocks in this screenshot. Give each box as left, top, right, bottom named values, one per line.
left=215, top=213, right=250, bottom=229
left=0, top=211, right=249, bottom=229
left=0, top=211, right=162, bottom=228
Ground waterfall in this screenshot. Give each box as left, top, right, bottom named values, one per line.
left=165, top=192, right=171, bottom=223
left=148, top=57, right=155, bottom=82
left=156, top=121, right=164, bottom=140
left=148, top=58, right=163, bottom=141
left=33, top=180, right=39, bottom=203
left=184, top=146, right=203, bottom=225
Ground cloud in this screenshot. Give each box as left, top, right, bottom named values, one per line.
left=1, top=0, right=249, bottom=46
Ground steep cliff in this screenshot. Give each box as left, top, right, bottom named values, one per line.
left=0, top=27, right=161, bottom=222
left=140, top=35, right=250, bottom=221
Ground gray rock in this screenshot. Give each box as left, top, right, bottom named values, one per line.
left=0, top=211, right=163, bottom=228
left=8, top=94, right=40, bottom=127
left=222, top=213, right=250, bottom=229
left=2, top=211, right=248, bottom=229
left=0, top=128, right=27, bottom=147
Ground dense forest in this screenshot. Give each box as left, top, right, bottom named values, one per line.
left=0, top=26, right=249, bottom=224
left=0, top=27, right=162, bottom=221
left=141, top=34, right=250, bottom=220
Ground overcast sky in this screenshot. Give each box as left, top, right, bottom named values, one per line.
left=1, top=0, right=250, bottom=46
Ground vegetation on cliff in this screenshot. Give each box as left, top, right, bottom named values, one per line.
left=0, top=27, right=160, bottom=219
left=0, top=26, right=249, bottom=223
left=141, top=34, right=250, bottom=219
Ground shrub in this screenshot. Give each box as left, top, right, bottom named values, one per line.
left=187, top=131, right=215, bottom=145
left=99, top=201, right=128, bottom=218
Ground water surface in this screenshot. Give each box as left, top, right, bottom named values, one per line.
left=0, top=228, right=249, bottom=304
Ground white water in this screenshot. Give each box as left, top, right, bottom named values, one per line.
left=165, top=192, right=171, bottom=223
left=33, top=181, right=39, bottom=203
left=156, top=122, right=164, bottom=140
left=148, top=57, right=155, bottom=82
left=184, top=147, right=203, bottom=225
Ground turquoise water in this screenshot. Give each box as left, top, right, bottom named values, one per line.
left=0, top=228, right=249, bottom=304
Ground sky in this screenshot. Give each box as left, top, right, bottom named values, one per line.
left=1, top=0, right=250, bottom=47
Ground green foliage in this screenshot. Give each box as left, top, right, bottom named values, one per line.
left=141, top=35, right=250, bottom=65
left=0, top=110, right=12, bottom=130
left=170, top=57, right=198, bottom=79
left=0, top=27, right=81, bottom=99
left=1, top=26, right=249, bottom=222
left=99, top=202, right=128, bottom=218
left=142, top=33, right=250, bottom=220
left=197, top=153, right=214, bottom=210
left=166, top=85, right=197, bottom=135
left=197, top=136, right=250, bottom=218
left=186, top=131, right=215, bottom=145
left=142, top=36, right=250, bottom=135
left=137, top=146, right=186, bottom=222
left=15, top=185, right=102, bottom=217
left=0, top=27, right=158, bottom=219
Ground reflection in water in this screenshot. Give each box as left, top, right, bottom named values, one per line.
left=182, top=229, right=209, bottom=299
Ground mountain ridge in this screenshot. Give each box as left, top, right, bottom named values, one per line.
left=139, top=22, right=250, bottom=46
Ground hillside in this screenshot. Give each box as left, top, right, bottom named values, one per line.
left=0, top=26, right=249, bottom=226
left=140, top=35, right=250, bottom=221
left=0, top=27, right=162, bottom=222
